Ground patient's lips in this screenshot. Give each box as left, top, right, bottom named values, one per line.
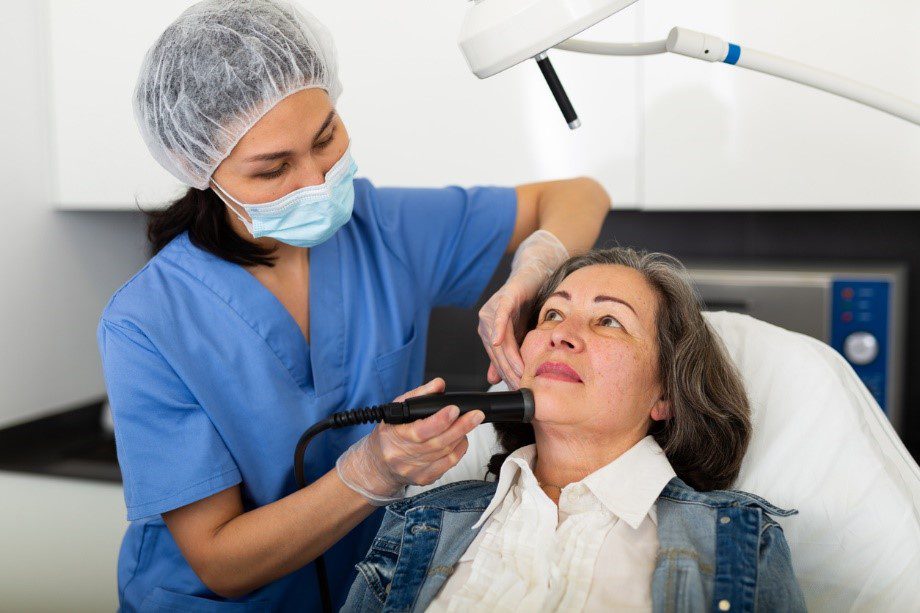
left=535, top=361, right=583, bottom=383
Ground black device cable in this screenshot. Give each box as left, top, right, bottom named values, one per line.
left=293, top=389, right=535, bottom=613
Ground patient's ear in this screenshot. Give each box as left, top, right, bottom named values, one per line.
left=650, top=396, right=671, bottom=421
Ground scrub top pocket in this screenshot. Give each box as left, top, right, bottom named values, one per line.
left=374, top=324, right=418, bottom=401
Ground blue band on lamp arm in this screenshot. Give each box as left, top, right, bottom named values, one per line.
left=724, top=43, right=741, bottom=65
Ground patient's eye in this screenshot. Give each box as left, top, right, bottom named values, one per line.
left=599, top=315, right=622, bottom=328
left=543, top=309, right=563, bottom=322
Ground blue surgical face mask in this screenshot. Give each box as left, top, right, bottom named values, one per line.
left=210, top=147, right=357, bottom=248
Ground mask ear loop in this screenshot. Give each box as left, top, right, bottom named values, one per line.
left=210, top=178, right=255, bottom=234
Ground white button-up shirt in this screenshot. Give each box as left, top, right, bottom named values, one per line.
left=427, top=435, right=677, bottom=612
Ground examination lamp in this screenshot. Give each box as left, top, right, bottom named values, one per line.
left=458, top=0, right=920, bottom=129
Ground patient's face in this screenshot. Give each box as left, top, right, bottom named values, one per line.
left=519, top=264, right=671, bottom=436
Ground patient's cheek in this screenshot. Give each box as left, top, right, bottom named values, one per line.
left=590, top=346, right=641, bottom=396
left=519, top=331, right=540, bottom=366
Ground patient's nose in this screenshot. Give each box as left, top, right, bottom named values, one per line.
left=549, top=319, right=585, bottom=352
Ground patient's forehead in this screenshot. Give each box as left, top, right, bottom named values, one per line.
left=552, top=264, right=660, bottom=332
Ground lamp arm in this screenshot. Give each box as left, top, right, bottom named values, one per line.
left=556, top=27, right=920, bottom=126
left=555, top=38, right=667, bottom=55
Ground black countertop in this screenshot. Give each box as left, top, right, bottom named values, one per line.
left=0, top=399, right=121, bottom=483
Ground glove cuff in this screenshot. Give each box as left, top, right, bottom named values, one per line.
left=335, top=454, right=408, bottom=506
left=510, top=229, right=569, bottom=278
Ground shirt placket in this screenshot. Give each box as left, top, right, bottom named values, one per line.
left=551, top=484, right=612, bottom=611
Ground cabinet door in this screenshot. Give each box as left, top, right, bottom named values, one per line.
left=48, top=0, right=637, bottom=210
left=0, top=472, right=126, bottom=610
left=48, top=1, right=195, bottom=209
left=641, top=0, right=920, bottom=209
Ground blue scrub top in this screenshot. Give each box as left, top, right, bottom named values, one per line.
left=98, top=178, right=517, bottom=612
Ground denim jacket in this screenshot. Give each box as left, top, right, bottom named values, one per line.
left=342, top=478, right=806, bottom=612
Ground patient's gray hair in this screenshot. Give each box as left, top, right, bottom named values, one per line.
left=489, top=247, right=751, bottom=491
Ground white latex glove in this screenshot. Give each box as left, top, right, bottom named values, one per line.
left=335, top=378, right=485, bottom=505
left=478, top=229, right=568, bottom=390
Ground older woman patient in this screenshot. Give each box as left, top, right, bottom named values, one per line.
left=343, top=248, right=806, bottom=612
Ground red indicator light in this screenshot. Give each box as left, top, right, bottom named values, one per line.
left=842, top=311, right=854, bottom=323
left=842, top=287, right=855, bottom=300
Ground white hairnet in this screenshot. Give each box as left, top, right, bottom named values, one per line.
left=133, top=0, right=342, bottom=189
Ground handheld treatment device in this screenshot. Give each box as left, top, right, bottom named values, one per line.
left=293, top=388, right=534, bottom=612
left=294, top=388, right=533, bottom=488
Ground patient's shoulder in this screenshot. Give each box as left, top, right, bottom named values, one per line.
left=660, top=477, right=797, bottom=519
left=386, top=480, right=498, bottom=516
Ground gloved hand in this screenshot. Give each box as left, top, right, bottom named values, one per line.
left=478, top=230, right=569, bottom=390
left=335, top=378, right=485, bottom=505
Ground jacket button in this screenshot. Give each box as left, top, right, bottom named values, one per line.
left=720, top=516, right=731, bottom=524
left=718, top=599, right=731, bottom=611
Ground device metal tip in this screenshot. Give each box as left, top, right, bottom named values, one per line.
left=568, top=118, right=582, bottom=129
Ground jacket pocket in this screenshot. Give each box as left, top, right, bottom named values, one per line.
left=139, top=587, right=272, bottom=612
left=655, top=555, right=710, bottom=613
left=354, top=537, right=401, bottom=605
left=375, top=325, right=418, bottom=402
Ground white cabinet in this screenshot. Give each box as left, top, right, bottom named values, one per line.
left=640, top=0, right=920, bottom=209
left=47, top=0, right=639, bottom=210
left=0, top=471, right=126, bottom=610
left=48, top=1, right=194, bottom=209
left=47, top=0, right=918, bottom=210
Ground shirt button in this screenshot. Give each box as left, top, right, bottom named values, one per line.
left=720, top=516, right=731, bottom=524
left=719, top=599, right=731, bottom=611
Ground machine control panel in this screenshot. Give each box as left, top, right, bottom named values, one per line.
left=830, top=280, right=890, bottom=412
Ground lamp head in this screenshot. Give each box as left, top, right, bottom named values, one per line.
left=459, top=0, right=640, bottom=78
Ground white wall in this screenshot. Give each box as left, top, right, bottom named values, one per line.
left=0, top=1, right=148, bottom=427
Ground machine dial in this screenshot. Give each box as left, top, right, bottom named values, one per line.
left=843, top=332, right=879, bottom=365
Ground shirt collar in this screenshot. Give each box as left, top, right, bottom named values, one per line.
left=471, top=436, right=676, bottom=531
left=581, top=435, right=676, bottom=529
left=471, top=444, right=537, bottom=529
